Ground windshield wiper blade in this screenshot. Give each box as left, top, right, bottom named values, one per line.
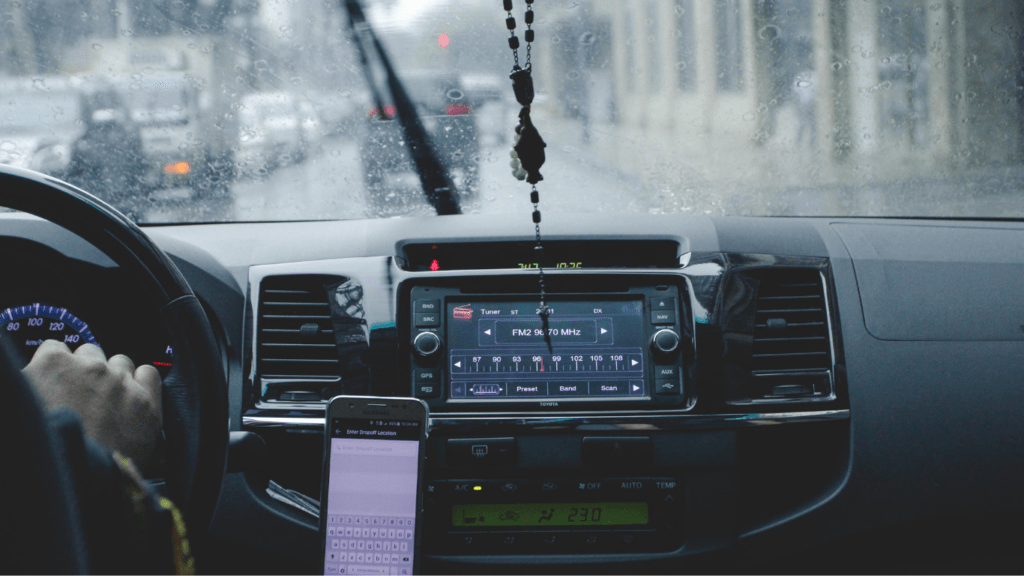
left=341, top=0, right=461, bottom=216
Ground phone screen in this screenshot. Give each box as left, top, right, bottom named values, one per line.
left=323, top=417, right=422, bottom=576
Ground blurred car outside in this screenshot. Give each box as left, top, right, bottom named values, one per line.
left=106, top=74, right=231, bottom=198
left=460, top=72, right=514, bottom=146
left=235, top=92, right=305, bottom=177
left=305, top=88, right=364, bottom=137
left=359, top=71, right=480, bottom=213
left=296, top=99, right=324, bottom=158
left=64, top=84, right=148, bottom=216
left=0, top=76, right=84, bottom=178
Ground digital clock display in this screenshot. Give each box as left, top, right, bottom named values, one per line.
left=451, top=502, right=648, bottom=527
left=517, top=262, right=582, bottom=269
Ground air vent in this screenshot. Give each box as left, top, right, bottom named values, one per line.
left=256, top=275, right=341, bottom=401
left=745, top=268, right=834, bottom=402
left=752, top=269, right=832, bottom=372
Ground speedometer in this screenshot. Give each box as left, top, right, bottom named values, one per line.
left=1, top=303, right=100, bottom=359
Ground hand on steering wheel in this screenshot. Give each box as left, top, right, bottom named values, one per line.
left=24, top=341, right=163, bottom=471
left=0, top=165, right=228, bottom=566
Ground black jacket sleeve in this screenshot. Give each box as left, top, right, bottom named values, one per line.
left=48, top=409, right=195, bottom=575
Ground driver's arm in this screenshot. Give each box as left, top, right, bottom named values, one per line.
left=23, top=340, right=195, bottom=575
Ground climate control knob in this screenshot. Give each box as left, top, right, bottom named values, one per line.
left=651, top=329, right=681, bottom=355
left=412, top=331, right=442, bottom=358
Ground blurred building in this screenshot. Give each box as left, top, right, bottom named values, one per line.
left=533, top=0, right=1024, bottom=192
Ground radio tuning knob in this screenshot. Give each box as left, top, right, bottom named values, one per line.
left=413, top=331, right=443, bottom=358
left=651, top=329, right=681, bottom=355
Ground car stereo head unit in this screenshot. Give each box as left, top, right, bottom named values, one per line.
left=405, top=280, right=692, bottom=413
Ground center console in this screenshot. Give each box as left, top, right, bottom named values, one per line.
left=405, top=278, right=694, bottom=413
left=242, top=248, right=848, bottom=567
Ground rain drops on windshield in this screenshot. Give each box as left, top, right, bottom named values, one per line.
left=1, top=0, right=1022, bottom=223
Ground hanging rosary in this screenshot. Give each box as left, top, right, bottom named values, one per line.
left=503, top=0, right=552, bottom=348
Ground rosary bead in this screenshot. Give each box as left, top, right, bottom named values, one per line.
left=525, top=0, right=533, bottom=4
left=525, top=9, right=533, bottom=24
left=525, top=29, right=534, bottom=42
left=508, top=35, right=520, bottom=50
left=510, top=149, right=518, bottom=158
left=510, top=158, right=520, bottom=169
left=514, top=167, right=527, bottom=180
left=503, top=0, right=512, bottom=10
left=532, top=210, right=542, bottom=224
left=530, top=190, right=539, bottom=203
left=506, top=16, right=516, bottom=30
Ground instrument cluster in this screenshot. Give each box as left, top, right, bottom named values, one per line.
left=0, top=239, right=173, bottom=376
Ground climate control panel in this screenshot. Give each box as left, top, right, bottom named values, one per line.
left=422, top=476, right=683, bottom=555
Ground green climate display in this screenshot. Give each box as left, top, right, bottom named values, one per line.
left=451, top=502, right=648, bottom=527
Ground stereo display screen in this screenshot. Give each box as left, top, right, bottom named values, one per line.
left=445, top=299, right=647, bottom=401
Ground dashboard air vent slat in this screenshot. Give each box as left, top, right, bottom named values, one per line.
left=751, top=270, right=832, bottom=373
left=257, top=275, right=341, bottom=387
left=724, top=267, right=836, bottom=405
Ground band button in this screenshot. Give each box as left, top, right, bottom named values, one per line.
left=414, top=299, right=440, bottom=313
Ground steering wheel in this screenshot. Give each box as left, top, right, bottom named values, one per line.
left=0, top=166, right=228, bottom=570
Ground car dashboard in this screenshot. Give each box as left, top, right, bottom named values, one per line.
left=3, top=211, right=1022, bottom=573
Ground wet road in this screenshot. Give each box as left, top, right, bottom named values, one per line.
left=139, top=129, right=653, bottom=225
left=136, top=109, right=1024, bottom=224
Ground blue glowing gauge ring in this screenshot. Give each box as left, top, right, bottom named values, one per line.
left=1, top=303, right=100, bottom=356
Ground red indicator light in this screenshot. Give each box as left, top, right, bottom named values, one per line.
left=369, top=105, right=396, bottom=118
left=153, top=362, right=172, bottom=367
left=446, top=104, right=471, bottom=116
left=429, top=259, right=440, bottom=271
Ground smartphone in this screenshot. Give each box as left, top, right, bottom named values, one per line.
left=320, top=396, right=429, bottom=576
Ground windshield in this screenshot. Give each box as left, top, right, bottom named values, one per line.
left=2, top=0, right=1022, bottom=222
left=0, top=92, right=79, bottom=133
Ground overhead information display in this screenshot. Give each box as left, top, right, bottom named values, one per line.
left=402, top=240, right=680, bottom=271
